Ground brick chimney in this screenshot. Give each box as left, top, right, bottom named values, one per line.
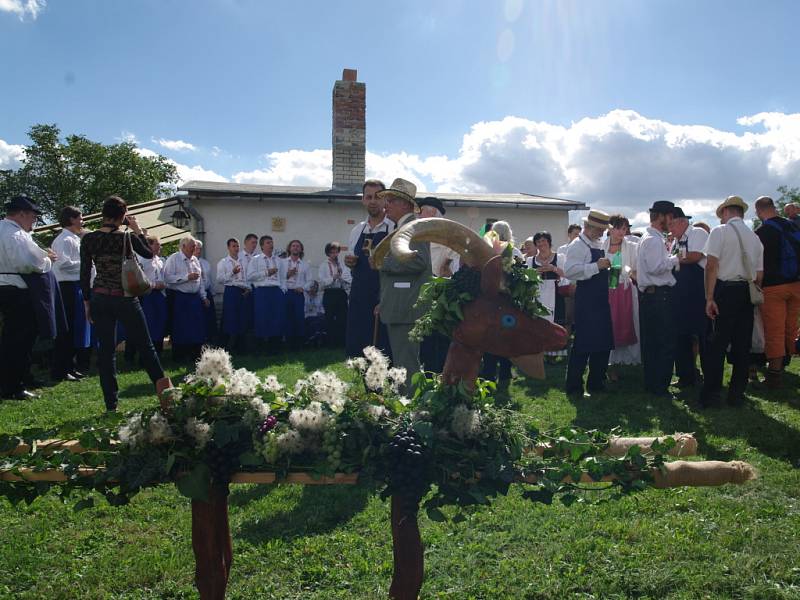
left=331, top=68, right=365, bottom=191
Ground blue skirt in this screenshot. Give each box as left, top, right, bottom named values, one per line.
left=72, top=284, right=92, bottom=349
left=222, top=286, right=248, bottom=335
left=141, top=291, right=167, bottom=343
left=254, top=286, right=285, bottom=338
left=285, top=290, right=305, bottom=338
left=172, top=291, right=207, bottom=345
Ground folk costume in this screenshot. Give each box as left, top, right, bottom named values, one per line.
left=283, top=255, right=309, bottom=346
left=51, top=227, right=92, bottom=378
left=198, top=256, right=218, bottom=344
left=238, top=248, right=258, bottom=333
left=564, top=211, right=615, bottom=395
left=670, top=208, right=709, bottom=387
left=345, top=216, right=393, bottom=358
left=163, top=250, right=207, bottom=360
left=377, top=179, right=432, bottom=389
left=217, top=254, right=250, bottom=348
left=138, top=252, right=167, bottom=354
left=0, top=197, right=53, bottom=399
left=527, top=252, right=568, bottom=359
left=701, top=196, right=764, bottom=406
left=247, top=252, right=286, bottom=345
left=636, top=201, right=680, bottom=396
left=602, top=236, right=641, bottom=366
left=319, top=253, right=351, bottom=347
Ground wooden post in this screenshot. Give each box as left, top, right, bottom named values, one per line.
left=389, top=495, right=424, bottom=600
left=191, top=484, right=233, bottom=600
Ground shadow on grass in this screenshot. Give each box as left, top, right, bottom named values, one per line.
left=520, top=362, right=800, bottom=465
left=234, top=484, right=372, bottom=543
left=228, top=483, right=278, bottom=507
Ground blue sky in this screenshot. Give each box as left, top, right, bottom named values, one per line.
left=2, top=0, right=799, bottom=224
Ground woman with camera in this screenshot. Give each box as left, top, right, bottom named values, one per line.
left=79, top=195, right=171, bottom=412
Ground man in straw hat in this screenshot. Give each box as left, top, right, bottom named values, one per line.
left=563, top=209, right=614, bottom=398
left=636, top=200, right=680, bottom=398
left=701, top=195, right=763, bottom=407
left=375, top=178, right=432, bottom=389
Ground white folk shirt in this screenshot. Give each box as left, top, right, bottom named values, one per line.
left=0, top=218, right=52, bottom=289
left=563, top=233, right=603, bottom=282
left=703, top=217, right=764, bottom=282
left=636, top=226, right=680, bottom=291
left=138, top=254, right=165, bottom=295
left=163, top=251, right=206, bottom=299
left=247, top=253, right=285, bottom=291
left=238, top=249, right=258, bottom=284
left=283, top=256, right=308, bottom=291
left=51, top=229, right=82, bottom=283
left=198, top=257, right=213, bottom=295
left=217, top=255, right=250, bottom=290
left=672, top=225, right=709, bottom=270
left=347, top=218, right=394, bottom=255
left=319, top=255, right=353, bottom=292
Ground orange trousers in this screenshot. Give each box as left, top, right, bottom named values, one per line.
left=762, top=281, right=800, bottom=360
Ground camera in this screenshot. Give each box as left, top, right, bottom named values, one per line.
left=122, top=217, right=130, bottom=226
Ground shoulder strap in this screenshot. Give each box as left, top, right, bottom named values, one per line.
left=729, top=222, right=754, bottom=282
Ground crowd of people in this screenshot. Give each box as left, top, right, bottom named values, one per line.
left=1, top=182, right=798, bottom=411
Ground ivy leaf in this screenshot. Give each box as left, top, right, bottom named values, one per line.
left=426, top=507, right=447, bottom=522
left=78, top=431, right=99, bottom=450
left=176, top=464, right=210, bottom=502
left=73, top=497, right=95, bottom=512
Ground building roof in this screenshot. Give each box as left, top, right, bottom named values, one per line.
left=179, top=180, right=587, bottom=211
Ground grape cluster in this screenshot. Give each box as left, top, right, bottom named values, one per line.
left=205, top=443, right=241, bottom=485
left=388, top=427, right=431, bottom=513
left=449, top=266, right=481, bottom=299
left=257, top=415, right=278, bottom=438
left=323, top=424, right=342, bottom=471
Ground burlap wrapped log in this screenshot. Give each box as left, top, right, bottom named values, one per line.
left=605, top=433, right=698, bottom=458
left=652, top=460, right=756, bottom=488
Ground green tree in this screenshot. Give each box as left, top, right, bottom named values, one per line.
left=777, top=185, right=800, bottom=210
left=0, top=124, right=178, bottom=220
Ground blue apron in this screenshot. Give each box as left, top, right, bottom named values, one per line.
left=222, top=286, right=248, bottom=335
left=140, top=290, right=167, bottom=343
left=71, top=283, right=92, bottom=348
left=672, top=243, right=706, bottom=336
left=253, top=286, right=285, bottom=338
left=171, top=291, right=207, bottom=345
left=345, top=224, right=390, bottom=357
left=573, top=242, right=614, bottom=353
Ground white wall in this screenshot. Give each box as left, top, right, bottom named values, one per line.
left=190, top=197, right=571, bottom=286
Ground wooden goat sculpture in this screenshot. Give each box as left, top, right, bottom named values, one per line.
left=373, top=217, right=569, bottom=389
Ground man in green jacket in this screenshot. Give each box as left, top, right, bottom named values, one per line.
left=375, top=178, right=432, bottom=389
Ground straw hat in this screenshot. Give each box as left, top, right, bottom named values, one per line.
left=376, top=178, right=417, bottom=209
left=582, top=209, right=612, bottom=230
left=716, top=195, right=748, bottom=218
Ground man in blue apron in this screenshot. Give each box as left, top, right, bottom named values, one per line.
left=668, top=206, right=709, bottom=388
left=163, top=236, right=208, bottom=362
left=564, top=209, right=615, bottom=398
left=345, top=179, right=393, bottom=358
left=0, top=195, right=58, bottom=399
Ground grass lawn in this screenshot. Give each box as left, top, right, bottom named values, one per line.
left=2, top=349, right=800, bottom=599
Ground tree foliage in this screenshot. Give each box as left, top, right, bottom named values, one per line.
left=0, top=124, right=178, bottom=221
left=777, top=185, right=800, bottom=209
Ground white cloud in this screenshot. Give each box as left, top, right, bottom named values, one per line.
left=135, top=146, right=227, bottom=184
left=232, top=149, right=332, bottom=186
left=0, top=0, right=45, bottom=20
left=152, top=138, right=197, bottom=152
left=0, top=139, right=25, bottom=170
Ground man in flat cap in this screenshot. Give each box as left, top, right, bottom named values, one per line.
left=0, top=196, right=57, bottom=399
left=375, top=178, right=432, bottom=389
left=702, top=195, right=763, bottom=407
left=636, top=200, right=680, bottom=398
left=668, top=206, right=709, bottom=389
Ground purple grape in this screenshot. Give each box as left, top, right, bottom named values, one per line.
left=258, top=415, right=278, bottom=437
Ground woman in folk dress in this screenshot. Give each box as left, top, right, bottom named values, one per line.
left=526, top=232, right=568, bottom=361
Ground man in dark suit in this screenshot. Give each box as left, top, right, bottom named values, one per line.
left=375, top=178, right=432, bottom=389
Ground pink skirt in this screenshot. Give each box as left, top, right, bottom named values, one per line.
left=609, top=284, right=638, bottom=347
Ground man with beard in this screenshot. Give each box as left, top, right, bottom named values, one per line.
left=248, top=235, right=286, bottom=353
left=376, top=178, right=432, bottom=389
left=345, top=179, right=393, bottom=358
left=636, top=200, right=680, bottom=397
left=283, top=239, right=309, bottom=349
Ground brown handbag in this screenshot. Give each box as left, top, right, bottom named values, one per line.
left=121, top=231, right=152, bottom=297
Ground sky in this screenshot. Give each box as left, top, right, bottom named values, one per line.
left=1, top=0, right=799, bottom=226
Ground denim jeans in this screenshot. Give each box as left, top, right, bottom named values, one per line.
left=90, top=293, right=164, bottom=410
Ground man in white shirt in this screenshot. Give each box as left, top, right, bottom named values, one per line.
left=556, top=224, right=582, bottom=333
left=194, top=240, right=218, bottom=344
left=248, top=235, right=287, bottom=352
left=283, top=239, right=309, bottom=349
left=668, top=206, right=709, bottom=389
left=345, top=179, right=394, bottom=358
left=564, top=210, right=614, bottom=397
left=0, top=196, right=55, bottom=399
left=636, top=200, right=680, bottom=397
left=217, top=237, right=251, bottom=352
left=318, top=241, right=352, bottom=347
left=163, top=236, right=208, bottom=361
left=137, top=235, right=167, bottom=355
left=239, top=233, right=259, bottom=335
left=51, top=206, right=90, bottom=381
left=701, top=195, right=764, bottom=407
